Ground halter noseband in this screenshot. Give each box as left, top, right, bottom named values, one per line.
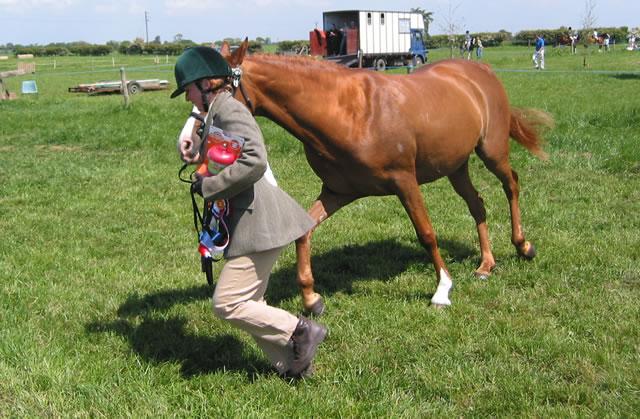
left=231, top=67, right=255, bottom=115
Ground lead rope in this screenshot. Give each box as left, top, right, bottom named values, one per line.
left=178, top=111, right=231, bottom=286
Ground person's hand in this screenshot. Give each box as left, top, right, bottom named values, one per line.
left=179, top=136, right=200, bottom=163
left=192, top=173, right=204, bottom=197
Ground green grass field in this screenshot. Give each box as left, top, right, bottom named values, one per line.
left=1, top=45, right=639, bottom=416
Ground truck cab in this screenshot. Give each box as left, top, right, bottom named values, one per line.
left=410, top=28, right=427, bottom=65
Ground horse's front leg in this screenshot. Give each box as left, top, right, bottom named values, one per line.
left=394, top=176, right=453, bottom=308
left=295, top=186, right=355, bottom=316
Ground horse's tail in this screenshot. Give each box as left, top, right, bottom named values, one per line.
left=510, top=107, right=553, bottom=160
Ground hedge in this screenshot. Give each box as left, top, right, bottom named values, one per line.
left=513, top=26, right=630, bottom=46
left=426, top=32, right=507, bottom=49
left=276, top=40, right=310, bottom=54
left=10, top=26, right=633, bottom=58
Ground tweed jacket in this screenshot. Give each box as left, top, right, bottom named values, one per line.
left=187, top=90, right=315, bottom=258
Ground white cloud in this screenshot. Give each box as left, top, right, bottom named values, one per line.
left=29, top=0, right=76, bottom=7
left=93, top=2, right=120, bottom=14
left=128, top=1, right=146, bottom=16
left=1, top=0, right=77, bottom=16
left=165, top=0, right=225, bottom=15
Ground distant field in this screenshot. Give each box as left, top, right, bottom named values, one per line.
left=1, top=45, right=639, bottom=416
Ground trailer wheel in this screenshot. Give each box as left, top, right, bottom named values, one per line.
left=375, top=58, right=386, bottom=71
left=128, top=82, right=142, bottom=95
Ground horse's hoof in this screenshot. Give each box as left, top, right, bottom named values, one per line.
left=475, top=272, right=490, bottom=281
left=306, top=297, right=325, bottom=317
left=430, top=296, right=451, bottom=309
left=522, top=243, right=537, bottom=260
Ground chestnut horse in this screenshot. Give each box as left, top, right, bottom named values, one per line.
left=217, top=41, right=551, bottom=313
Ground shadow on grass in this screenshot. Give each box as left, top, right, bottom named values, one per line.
left=85, top=237, right=479, bottom=378
left=86, top=312, right=273, bottom=379
left=85, top=284, right=274, bottom=379
left=267, top=237, right=479, bottom=305
left=609, top=73, right=640, bottom=81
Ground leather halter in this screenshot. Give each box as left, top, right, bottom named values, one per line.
left=231, top=67, right=255, bottom=115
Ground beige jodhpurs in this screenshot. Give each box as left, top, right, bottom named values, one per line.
left=212, top=246, right=299, bottom=374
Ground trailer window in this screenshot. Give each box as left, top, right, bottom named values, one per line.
left=380, top=13, right=385, bottom=25
left=367, top=13, right=372, bottom=25
left=399, top=18, right=410, bottom=33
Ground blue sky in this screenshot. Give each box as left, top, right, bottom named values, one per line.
left=1, top=0, right=637, bottom=45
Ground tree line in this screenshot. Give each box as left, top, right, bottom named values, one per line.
left=1, top=25, right=632, bottom=57
left=1, top=38, right=267, bottom=57
left=511, top=26, right=630, bottom=46
left=425, top=26, right=630, bottom=49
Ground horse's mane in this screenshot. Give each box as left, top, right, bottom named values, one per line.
left=247, top=53, right=351, bottom=74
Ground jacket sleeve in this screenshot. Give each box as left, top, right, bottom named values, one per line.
left=200, top=94, right=267, bottom=201
left=176, top=105, right=204, bottom=160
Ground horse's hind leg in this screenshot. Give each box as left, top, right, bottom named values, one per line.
left=393, top=175, right=453, bottom=308
left=295, top=185, right=356, bottom=316
left=448, top=160, right=496, bottom=279
left=476, top=147, right=537, bottom=260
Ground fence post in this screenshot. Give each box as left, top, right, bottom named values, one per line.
left=120, top=67, right=130, bottom=107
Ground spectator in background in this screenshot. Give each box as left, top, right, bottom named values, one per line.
left=464, top=30, right=472, bottom=53
left=466, top=35, right=474, bottom=59
left=603, top=33, right=611, bottom=52
left=568, top=26, right=578, bottom=54
left=327, top=24, right=340, bottom=56
left=532, top=33, right=545, bottom=70
left=475, top=36, right=484, bottom=59
left=340, top=22, right=349, bottom=55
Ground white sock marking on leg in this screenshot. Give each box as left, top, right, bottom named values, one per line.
left=431, top=268, right=452, bottom=306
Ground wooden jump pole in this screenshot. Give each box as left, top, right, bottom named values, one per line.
left=120, top=67, right=130, bottom=107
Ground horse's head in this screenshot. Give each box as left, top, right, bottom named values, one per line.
left=219, top=38, right=249, bottom=68
left=219, top=38, right=255, bottom=113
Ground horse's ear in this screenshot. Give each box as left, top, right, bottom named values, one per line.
left=228, top=38, right=249, bottom=67
left=219, top=41, right=231, bottom=59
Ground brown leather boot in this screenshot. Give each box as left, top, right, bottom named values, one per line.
left=287, top=315, right=328, bottom=377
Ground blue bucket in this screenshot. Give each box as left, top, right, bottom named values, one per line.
left=22, top=80, right=38, bottom=94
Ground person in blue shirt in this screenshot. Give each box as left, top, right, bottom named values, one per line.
left=532, top=33, right=545, bottom=70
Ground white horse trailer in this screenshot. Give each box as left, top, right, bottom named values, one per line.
left=310, top=10, right=428, bottom=69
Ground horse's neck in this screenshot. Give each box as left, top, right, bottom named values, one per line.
left=242, top=55, right=346, bottom=154
left=245, top=56, right=338, bottom=120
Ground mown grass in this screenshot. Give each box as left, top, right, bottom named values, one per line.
left=1, top=47, right=639, bottom=417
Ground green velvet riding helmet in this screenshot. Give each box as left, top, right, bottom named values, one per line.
left=170, top=46, right=232, bottom=98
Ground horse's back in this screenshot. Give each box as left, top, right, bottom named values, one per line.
left=404, top=59, right=514, bottom=178
left=412, top=59, right=501, bottom=89
left=414, top=59, right=510, bottom=118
